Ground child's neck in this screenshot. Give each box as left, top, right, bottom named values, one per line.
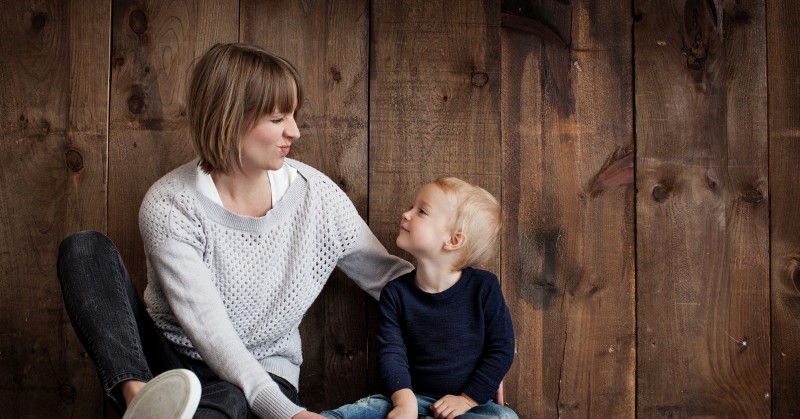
left=414, top=259, right=462, bottom=294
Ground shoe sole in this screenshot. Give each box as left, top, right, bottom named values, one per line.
left=123, top=369, right=201, bottom=419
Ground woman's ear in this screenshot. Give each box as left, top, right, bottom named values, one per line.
left=444, top=232, right=465, bottom=251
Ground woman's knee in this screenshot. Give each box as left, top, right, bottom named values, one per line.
left=58, top=230, right=114, bottom=262
left=57, top=230, right=121, bottom=290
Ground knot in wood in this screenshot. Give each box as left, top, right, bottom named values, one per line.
left=471, top=71, right=489, bottom=87
left=330, top=67, right=342, bottom=82
left=65, top=149, right=83, bottom=173
left=742, top=188, right=764, bottom=203
left=652, top=184, right=671, bottom=202
left=129, top=10, right=148, bottom=35
left=787, top=257, right=800, bottom=293
left=31, top=12, right=47, bottom=30
left=127, top=92, right=145, bottom=115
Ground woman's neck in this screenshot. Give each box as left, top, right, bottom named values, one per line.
left=212, top=169, right=272, bottom=217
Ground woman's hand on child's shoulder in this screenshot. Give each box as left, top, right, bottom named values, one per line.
left=431, top=394, right=477, bottom=419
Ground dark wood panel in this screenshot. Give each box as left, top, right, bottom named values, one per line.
left=240, top=0, right=371, bottom=410
left=370, top=0, right=501, bottom=259
left=767, top=0, right=800, bottom=416
left=501, top=1, right=635, bottom=417
left=0, top=0, right=110, bottom=417
left=635, top=0, right=770, bottom=417
left=108, top=0, right=238, bottom=292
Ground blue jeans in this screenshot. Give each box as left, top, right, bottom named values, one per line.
left=321, top=394, right=518, bottom=419
left=57, top=231, right=299, bottom=418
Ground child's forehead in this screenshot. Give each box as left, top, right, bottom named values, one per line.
left=416, top=183, right=457, bottom=205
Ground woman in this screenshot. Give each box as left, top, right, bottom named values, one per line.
left=57, top=43, right=413, bottom=418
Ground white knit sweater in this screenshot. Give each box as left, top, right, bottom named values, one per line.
left=139, top=159, right=413, bottom=418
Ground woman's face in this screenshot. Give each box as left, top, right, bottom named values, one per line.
left=239, top=110, right=300, bottom=172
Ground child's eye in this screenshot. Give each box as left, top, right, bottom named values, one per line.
left=418, top=208, right=428, bottom=215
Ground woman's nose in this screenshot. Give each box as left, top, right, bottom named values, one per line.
left=285, top=117, right=300, bottom=140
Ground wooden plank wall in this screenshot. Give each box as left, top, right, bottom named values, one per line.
left=0, top=1, right=110, bottom=417
left=0, top=1, right=798, bottom=418
left=501, top=1, right=635, bottom=416
left=768, top=0, right=800, bottom=417
left=635, top=0, right=771, bottom=417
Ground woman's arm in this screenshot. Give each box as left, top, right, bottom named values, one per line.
left=335, top=213, right=414, bottom=300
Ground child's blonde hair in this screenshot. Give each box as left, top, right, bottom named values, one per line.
left=187, top=43, right=303, bottom=174
left=434, top=177, right=500, bottom=270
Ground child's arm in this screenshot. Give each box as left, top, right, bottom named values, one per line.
left=388, top=388, right=417, bottom=419
left=460, top=275, right=516, bottom=404
left=377, top=280, right=419, bottom=417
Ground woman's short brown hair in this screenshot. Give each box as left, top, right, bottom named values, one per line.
left=187, top=43, right=303, bottom=174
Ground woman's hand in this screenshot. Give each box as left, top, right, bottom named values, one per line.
left=431, top=394, right=477, bottom=419
left=291, top=411, right=327, bottom=419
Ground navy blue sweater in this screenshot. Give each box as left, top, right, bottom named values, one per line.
left=377, top=268, right=515, bottom=404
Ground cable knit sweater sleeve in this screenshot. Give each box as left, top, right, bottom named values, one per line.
left=336, top=215, right=414, bottom=301
left=145, top=238, right=302, bottom=417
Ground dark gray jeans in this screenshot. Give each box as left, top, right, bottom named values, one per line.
left=57, top=230, right=299, bottom=418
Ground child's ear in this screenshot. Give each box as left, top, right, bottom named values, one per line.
left=444, top=232, right=465, bottom=251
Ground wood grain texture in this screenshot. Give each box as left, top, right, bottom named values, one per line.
left=0, top=0, right=109, bottom=417
left=370, top=0, right=501, bottom=262
left=635, top=0, right=770, bottom=417
left=767, top=0, right=800, bottom=416
left=108, top=0, right=238, bottom=293
left=240, top=0, right=371, bottom=410
left=369, top=0, right=501, bottom=407
left=501, top=1, right=635, bottom=417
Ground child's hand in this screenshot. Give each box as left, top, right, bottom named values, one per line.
left=387, top=404, right=417, bottom=419
left=431, top=394, right=477, bottom=419
left=291, top=411, right=327, bottom=419
left=389, top=388, right=417, bottom=419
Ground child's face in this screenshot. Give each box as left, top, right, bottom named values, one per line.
left=397, top=183, right=457, bottom=259
left=239, top=110, right=300, bottom=172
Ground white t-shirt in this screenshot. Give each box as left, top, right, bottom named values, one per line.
left=195, top=163, right=299, bottom=208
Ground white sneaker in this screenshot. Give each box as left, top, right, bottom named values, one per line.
left=123, top=369, right=201, bottom=419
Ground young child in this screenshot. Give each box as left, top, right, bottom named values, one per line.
left=323, top=177, right=517, bottom=419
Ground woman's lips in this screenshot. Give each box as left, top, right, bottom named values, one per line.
left=280, top=145, right=291, bottom=155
